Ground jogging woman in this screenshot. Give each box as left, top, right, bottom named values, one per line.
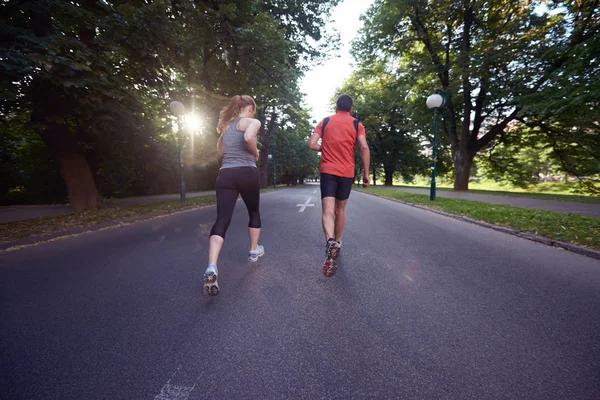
left=204, top=95, right=265, bottom=296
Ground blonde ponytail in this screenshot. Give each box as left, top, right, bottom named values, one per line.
left=217, top=95, right=257, bottom=134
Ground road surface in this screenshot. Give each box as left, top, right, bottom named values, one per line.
left=1, top=185, right=599, bottom=399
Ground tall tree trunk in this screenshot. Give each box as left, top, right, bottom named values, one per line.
left=257, top=111, right=277, bottom=189
left=38, top=122, right=101, bottom=210
left=31, top=79, right=101, bottom=210
left=372, top=169, right=377, bottom=186
left=453, top=151, right=475, bottom=191
left=27, top=5, right=101, bottom=210
left=384, top=165, right=394, bottom=186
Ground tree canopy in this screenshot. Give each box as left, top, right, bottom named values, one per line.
left=1, top=0, right=335, bottom=207
left=350, top=0, right=599, bottom=191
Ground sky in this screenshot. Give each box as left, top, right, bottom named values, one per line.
left=300, top=0, right=376, bottom=123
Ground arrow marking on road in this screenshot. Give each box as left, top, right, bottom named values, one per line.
left=297, top=197, right=315, bottom=212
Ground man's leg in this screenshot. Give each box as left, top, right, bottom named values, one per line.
left=334, top=199, right=348, bottom=242
left=333, top=176, right=354, bottom=243
left=320, top=173, right=341, bottom=277
left=322, top=196, right=339, bottom=277
left=321, top=197, right=336, bottom=242
left=320, top=173, right=338, bottom=242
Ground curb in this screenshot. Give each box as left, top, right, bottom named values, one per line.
left=358, top=190, right=600, bottom=261
left=0, top=203, right=217, bottom=254
left=0, top=190, right=281, bottom=254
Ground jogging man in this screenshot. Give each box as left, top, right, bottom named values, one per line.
left=308, top=94, right=370, bottom=277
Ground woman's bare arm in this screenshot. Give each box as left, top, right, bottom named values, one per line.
left=237, top=118, right=262, bottom=160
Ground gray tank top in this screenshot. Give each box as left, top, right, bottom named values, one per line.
left=220, top=118, right=257, bottom=169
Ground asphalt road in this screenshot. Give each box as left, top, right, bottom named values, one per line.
left=1, top=185, right=599, bottom=400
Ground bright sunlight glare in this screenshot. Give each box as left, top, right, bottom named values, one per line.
left=185, top=114, right=201, bottom=132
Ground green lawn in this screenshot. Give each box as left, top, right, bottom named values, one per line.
left=360, top=187, right=600, bottom=251
left=372, top=179, right=600, bottom=204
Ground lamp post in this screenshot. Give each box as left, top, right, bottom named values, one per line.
left=169, top=100, right=186, bottom=203
left=268, top=154, right=274, bottom=187
left=271, top=132, right=276, bottom=189
left=426, top=91, right=446, bottom=201
left=271, top=131, right=277, bottom=189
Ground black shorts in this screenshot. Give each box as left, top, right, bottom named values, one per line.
left=320, top=173, right=354, bottom=200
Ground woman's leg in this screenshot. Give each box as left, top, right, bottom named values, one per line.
left=238, top=168, right=261, bottom=251
left=208, top=169, right=239, bottom=265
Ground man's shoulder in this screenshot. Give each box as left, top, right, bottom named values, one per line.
left=329, top=112, right=356, bottom=123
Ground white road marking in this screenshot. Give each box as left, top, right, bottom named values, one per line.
left=296, top=197, right=315, bottom=212
left=154, top=365, right=200, bottom=400
left=313, top=189, right=317, bottom=194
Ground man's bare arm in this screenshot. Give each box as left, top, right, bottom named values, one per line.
left=307, top=132, right=321, bottom=151
left=357, top=135, right=370, bottom=187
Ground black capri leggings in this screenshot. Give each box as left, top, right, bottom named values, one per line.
left=210, top=167, right=261, bottom=238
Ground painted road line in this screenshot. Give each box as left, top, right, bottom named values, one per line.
left=296, top=197, right=315, bottom=212
left=154, top=365, right=201, bottom=400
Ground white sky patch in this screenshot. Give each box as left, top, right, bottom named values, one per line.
left=300, top=0, right=376, bottom=123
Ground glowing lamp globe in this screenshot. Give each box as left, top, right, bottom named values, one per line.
left=169, top=101, right=185, bottom=116
left=426, top=94, right=444, bottom=109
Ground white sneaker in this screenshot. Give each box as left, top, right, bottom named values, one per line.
left=248, top=245, right=265, bottom=262
left=204, top=264, right=219, bottom=296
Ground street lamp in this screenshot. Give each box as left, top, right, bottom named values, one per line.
left=170, top=100, right=186, bottom=203
left=268, top=154, right=275, bottom=188
left=426, top=91, right=446, bottom=201
left=271, top=132, right=276, bottom=189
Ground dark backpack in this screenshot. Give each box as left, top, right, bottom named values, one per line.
left=321, top=117, right=359, bottom=138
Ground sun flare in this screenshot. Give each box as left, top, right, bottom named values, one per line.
left=185, top=114, right=201, bottom=131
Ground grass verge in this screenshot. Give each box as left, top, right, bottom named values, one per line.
left=390, top=180, right=600, bottom=204
left=385, top=185, right=600, bottom=204
left=0, top=194, right=217, bottom=244
left=360, top=187, right=600, bottom=251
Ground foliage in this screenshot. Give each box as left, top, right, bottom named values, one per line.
left=351, top=0, right=600, bottom=192
left=0, top=0, right=340, bottom=206
left=477, top=127, right=558, bottom=187
left=271, top=109, right=320, bottom=184
left=0, top=112, right=65, bottom=204
left=336, top=63, right=428, bottom=184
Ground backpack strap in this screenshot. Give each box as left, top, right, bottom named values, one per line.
left=320, top=117, right=330, bottom=137
left=320, top=117, right=359, bottom=138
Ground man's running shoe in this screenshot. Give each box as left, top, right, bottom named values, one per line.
left=323, top=257, right=338, bottom=277
left=326, top=239, right=341, bottom=260
left=248, top=244, right=265, bottom=262
left=204, top=264, right=219, bottom=296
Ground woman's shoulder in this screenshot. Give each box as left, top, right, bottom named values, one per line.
left=236, top=117, right=261, bottom=131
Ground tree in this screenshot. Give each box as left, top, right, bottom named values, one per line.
left=271, top=109, right=320, bottom=185
left=1, top=0, right=341, bottom=206
left=353, top=0, right=600, bottom=191
left=1, top=0, right=180, bottom=209
left=477, top=126, right=558, bottom=187
left=337, top=64, right=428, bottom=185
left=0, top=112, right=65, bottom=205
